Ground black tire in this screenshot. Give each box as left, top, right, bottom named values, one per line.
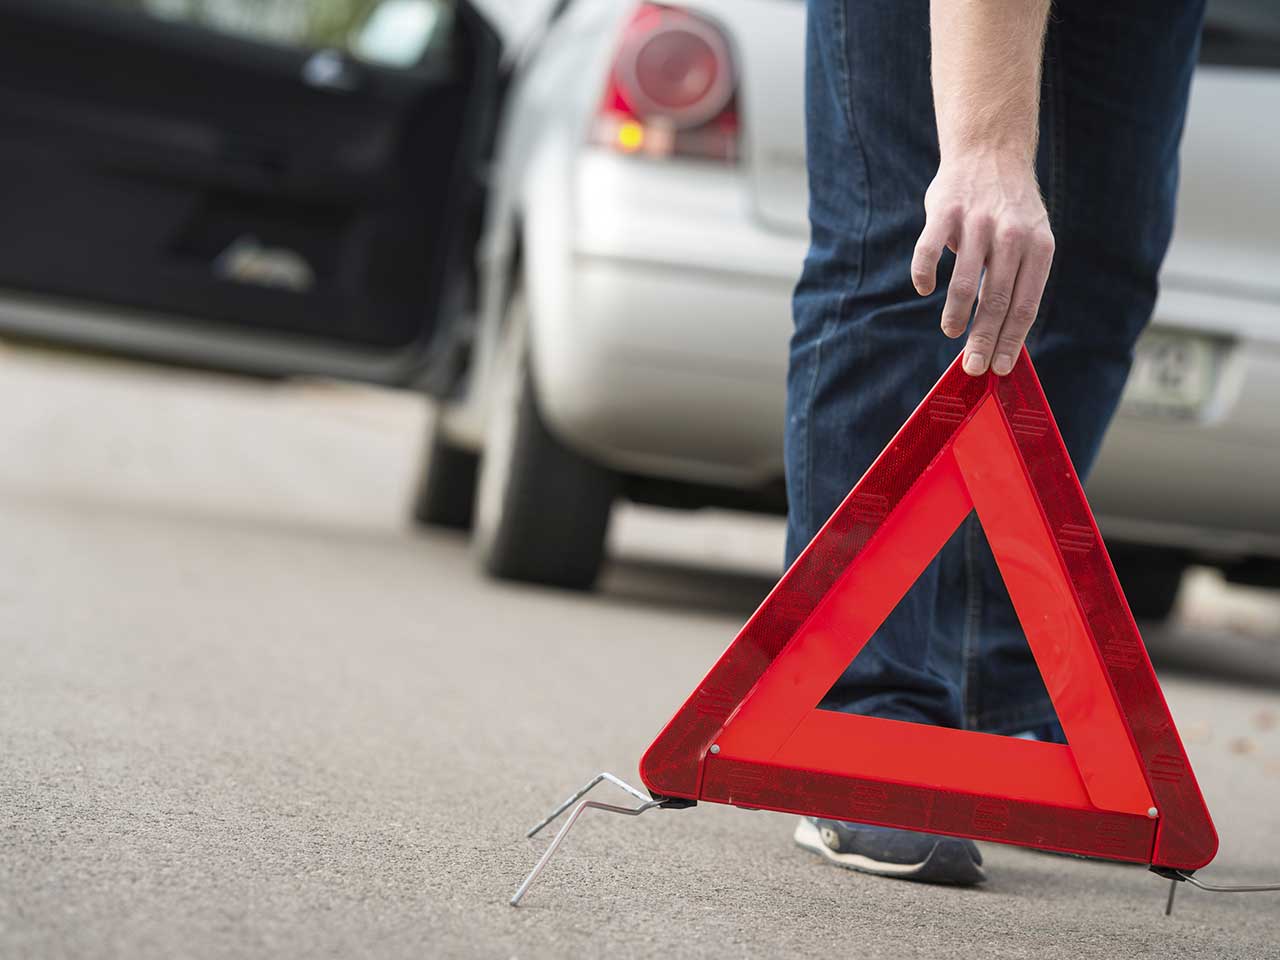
left=1109, top=545, right=1187, bottom=623
left=410, top=409, right=479, bottom=530
left=474, top=326, right=616, bottom=590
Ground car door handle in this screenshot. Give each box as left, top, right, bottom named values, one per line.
left=301, top=49, right=364, bottom=92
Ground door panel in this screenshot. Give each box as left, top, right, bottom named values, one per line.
left=0, top=0, right=494, bottom=373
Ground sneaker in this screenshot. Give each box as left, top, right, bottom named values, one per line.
left=794, top=817, right=986, bottom=885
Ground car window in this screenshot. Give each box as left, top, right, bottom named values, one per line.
left=80, top=0, right=455, bottom=69
left=1201, top=0, right=1280, bottom=69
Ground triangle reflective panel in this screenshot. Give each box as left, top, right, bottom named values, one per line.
left=640, top=349, right=1217, bottom=870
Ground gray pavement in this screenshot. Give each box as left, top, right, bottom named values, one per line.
left=1, top=344, right=1278, bottom=960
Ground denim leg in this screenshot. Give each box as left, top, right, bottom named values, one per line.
left=786, top=0, right=1205, bottom=733
left=970, top=0, right=1206, bottom=734
left=788, top=0, right=964, bottom=728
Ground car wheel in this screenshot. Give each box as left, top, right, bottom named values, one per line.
left=473, top=308, right=617, bottom=590
left=1109, top=545, right=1187, bottom=623
left=410, top=407, right=479, bottom=530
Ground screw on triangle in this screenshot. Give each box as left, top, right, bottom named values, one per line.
left=510, top=772, right=692, bottom=907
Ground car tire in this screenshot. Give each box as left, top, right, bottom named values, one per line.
left=473, top=308, right=616, bottom=590
left=1109, top=545, right=1187, bottom=623
left=410, top=408, right=479, bottom=530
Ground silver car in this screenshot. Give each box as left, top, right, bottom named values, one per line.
left=434, top=0, right=1280, bottom=622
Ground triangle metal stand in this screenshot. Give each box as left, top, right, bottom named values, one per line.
left=510, top=773, right=691, bottom=907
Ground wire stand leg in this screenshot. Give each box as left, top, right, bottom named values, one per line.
left=511, top=797, right=664, bottom=906
left=525, top=772, right=651, bottom=839
left=1159, top=868, right=1280, bottom=916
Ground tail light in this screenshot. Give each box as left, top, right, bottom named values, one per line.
left=591, top=4, right=739, bottom=163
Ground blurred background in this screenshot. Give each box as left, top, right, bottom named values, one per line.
left=1, top=1, right=1279, bottom=956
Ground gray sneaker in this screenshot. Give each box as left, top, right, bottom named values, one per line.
left=794, top=817, right=986, bottom=885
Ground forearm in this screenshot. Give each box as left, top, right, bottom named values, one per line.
left=912, top=0, right=1056, bottom=377
left=930, top=0, right=1051, bottom=165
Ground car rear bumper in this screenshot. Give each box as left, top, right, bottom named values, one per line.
left=529, top=152, right=1280, bottom=558
left=1091, top=327, right=1280, bottom=559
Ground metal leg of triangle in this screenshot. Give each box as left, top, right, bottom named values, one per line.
left=510, top=772, right=690, bottom=907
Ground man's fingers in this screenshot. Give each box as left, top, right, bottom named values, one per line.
left=963, top=235, right=1021, bottom=376
left=940, top=216, right=990, bottom=342
left=991, top=233, right=1054, bottom=375
left=911, top=215, right=953, bottom=296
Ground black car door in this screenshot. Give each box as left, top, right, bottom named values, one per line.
left=0, top=0, right=501, bottom=383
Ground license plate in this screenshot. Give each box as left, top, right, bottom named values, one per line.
left=1119, top=330, right=1221, bottom=419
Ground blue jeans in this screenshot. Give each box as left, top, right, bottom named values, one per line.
left=786, top=0, right=1206, bottom=734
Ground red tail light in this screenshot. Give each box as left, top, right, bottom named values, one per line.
left=591, top=4, right=739, bottom=163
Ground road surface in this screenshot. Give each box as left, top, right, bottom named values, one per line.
left=1, top=344, right=1278, bottom=959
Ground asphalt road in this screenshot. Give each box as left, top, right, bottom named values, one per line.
left=1, top=344, right=1278, bottom=960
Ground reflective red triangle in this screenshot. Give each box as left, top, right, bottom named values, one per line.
left=640, top=349, right=1217, bottom=870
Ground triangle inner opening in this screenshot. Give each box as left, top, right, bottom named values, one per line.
left=710, top=399, right=1156, bottom=816
left=816, top=509, right=1067, bottom=746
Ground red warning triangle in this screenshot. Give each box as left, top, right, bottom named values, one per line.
left=640, top=350, right=1217, bottom=870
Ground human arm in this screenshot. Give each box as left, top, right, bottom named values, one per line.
left=911, top=0, right=1056, bottom=376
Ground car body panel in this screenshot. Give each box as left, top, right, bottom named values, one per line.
left=715, top=0, right=809, bottom=236
left=1163, top=67, right=1280, bottom=308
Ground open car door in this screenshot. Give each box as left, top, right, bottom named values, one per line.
left=0, top=0, right=503, bottom=385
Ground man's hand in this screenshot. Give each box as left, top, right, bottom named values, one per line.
left=911, top=151, right=1054, bottom=376
left=916, top=0, right=1054, bottom=377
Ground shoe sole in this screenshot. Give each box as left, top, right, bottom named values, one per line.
left=793, top=818, right=987, bottom=886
